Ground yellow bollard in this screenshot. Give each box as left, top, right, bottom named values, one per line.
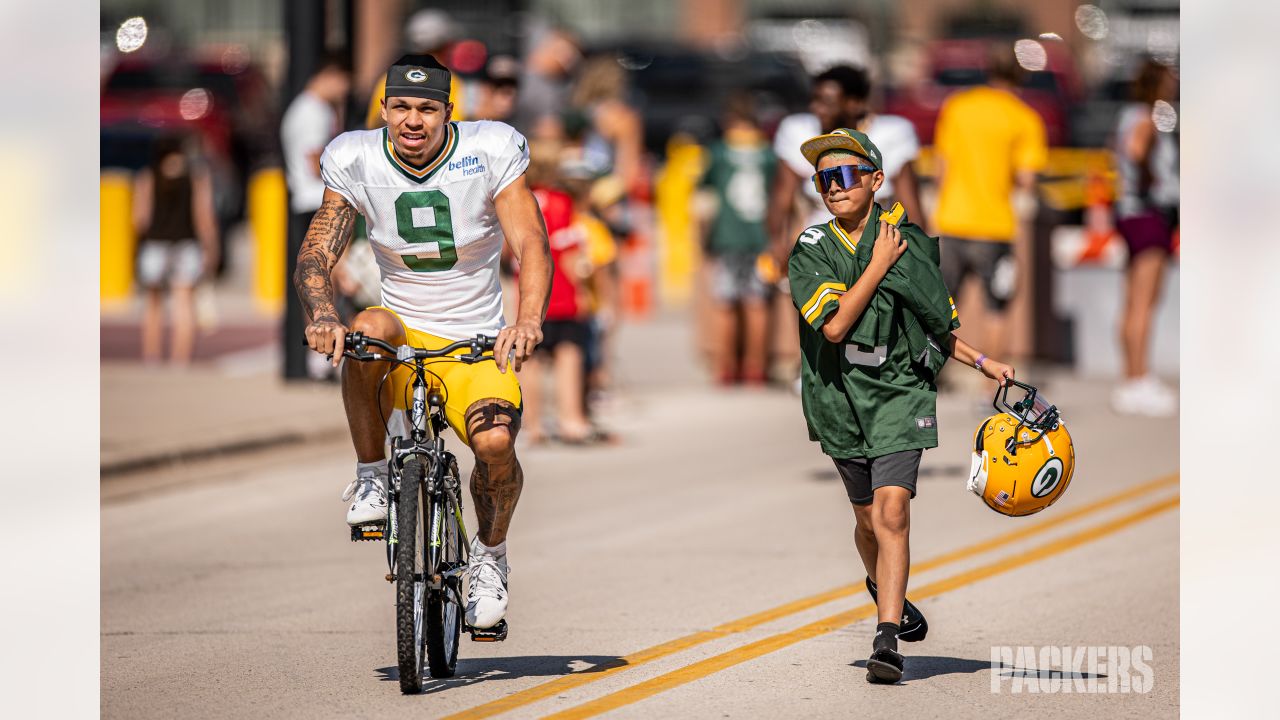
left=654, top=135, right=705, bottom=307
left=100, top=171, right=136, bottom=301
left=247, top=167, right=288, bottom=314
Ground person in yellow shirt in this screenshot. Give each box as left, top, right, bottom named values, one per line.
left=932, top=43, right=1047, bottom=362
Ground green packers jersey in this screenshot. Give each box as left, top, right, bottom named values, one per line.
left=700, top=139, right=776, bottom=256
left=787, top=206, right=958, bottom=459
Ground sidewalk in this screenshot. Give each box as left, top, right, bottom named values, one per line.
left=99, top=221, right=353, bottom=473
left=100, top=310, right=702, bottom=476
left=101, top=362, right=347, bottom=475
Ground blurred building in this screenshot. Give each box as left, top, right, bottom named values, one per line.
left=101, top=1, right=1179, bottom=118
left=99, top=0, right=1179, bottom=376
left=101, top=0, right=288, bottom=86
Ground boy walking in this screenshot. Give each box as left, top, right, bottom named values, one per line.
left=787, top=129, right=1014, bottom=683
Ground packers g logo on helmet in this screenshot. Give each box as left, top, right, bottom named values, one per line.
left=967, top=380, right=1075, bottom=517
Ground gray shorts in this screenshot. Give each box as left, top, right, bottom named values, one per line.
left=137, top=239, right=202, bottom=289
left=940, top=237, right=1016, bottom=312
left=709, top=254, right=768, bottom=303
left=833, top=450, right=923, bottom=505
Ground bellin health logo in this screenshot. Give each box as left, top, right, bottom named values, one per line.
left=449, top=155, right=485, bottom=176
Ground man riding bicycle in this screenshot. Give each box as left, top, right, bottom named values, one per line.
left=295, top=54, right=552, bottom=633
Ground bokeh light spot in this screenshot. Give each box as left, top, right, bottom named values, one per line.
left=1152, top=100, right=1178, bottom=133
left=1014, top=39, right=1047, bottom=71
left=1075, top=5, right=1109, bottom=40
left=179, top=88, right=211, bottom=120
left=220, top=46, right=250, bottom=75
left=116, top=16, right=148, bottom=53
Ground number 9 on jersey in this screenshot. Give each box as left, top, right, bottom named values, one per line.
left=395, top=189, right=458, bottom=272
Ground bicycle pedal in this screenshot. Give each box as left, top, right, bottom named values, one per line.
left=350, top=522, right=386, bottom=542
left=468, top=620, right=508, bottom=642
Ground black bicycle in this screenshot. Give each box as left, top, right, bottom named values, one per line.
left=338, top=331, right=507, bottom=694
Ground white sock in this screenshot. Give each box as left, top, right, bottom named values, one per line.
left=475, top=538, right=507, bottom=557
left=357, top=459, right=388, bottom=476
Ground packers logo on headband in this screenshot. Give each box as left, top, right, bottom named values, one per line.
left=404, top=68, right=428, bottom=83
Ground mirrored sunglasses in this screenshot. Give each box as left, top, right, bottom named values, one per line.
left=812, top=164, right=877, bottom=194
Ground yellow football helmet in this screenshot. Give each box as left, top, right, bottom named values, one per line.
left=968, top=380, right=1075, bottom=517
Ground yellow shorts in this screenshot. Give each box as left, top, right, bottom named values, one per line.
left=372, top=307, right=522, bottom=446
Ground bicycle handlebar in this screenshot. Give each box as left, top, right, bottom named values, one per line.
left=302, top=332, right=497, bottom=364
left=344, top=331, right=496, bottom=363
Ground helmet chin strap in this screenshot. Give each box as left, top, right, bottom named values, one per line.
left=1041, top=432, right=1056, bottom=457
left=968, top=451, right=989, bottom=495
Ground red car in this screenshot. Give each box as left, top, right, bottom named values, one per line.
left=101, top=52, right=278, bottom=223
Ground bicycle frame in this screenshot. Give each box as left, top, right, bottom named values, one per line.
left=384, top=355, right=472, bottom=606
left=331, top=331, right=500, bottom=682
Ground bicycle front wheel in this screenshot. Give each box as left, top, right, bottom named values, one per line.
left=425, top=459, right=463, bottom=677
left=394, top=457, right=427, bottom=694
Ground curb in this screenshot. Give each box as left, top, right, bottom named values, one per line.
left=101, top=427, right=348, bottom=478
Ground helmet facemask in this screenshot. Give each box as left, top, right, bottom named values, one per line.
left=993, top=380, right=1061, bottom=454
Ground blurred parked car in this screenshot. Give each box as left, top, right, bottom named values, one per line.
left=598, top=44, right=811, bottom=155
left=1069, top=73, right=1144, bottom=150
left=884, top=38, right=1081, bottom=147
left=101, top=52, right=279, bottom=228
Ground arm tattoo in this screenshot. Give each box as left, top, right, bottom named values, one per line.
left=293, top=196, right=357, bottom=323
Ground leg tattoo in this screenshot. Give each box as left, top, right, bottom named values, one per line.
left=470, top=460, right=523, bottom=547
left=466, top=400, right=523, bottom=547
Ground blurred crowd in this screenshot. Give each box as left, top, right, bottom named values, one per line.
left=688, top=41, right=1178, bottom=418
left=105, top=4, right=1180, bottom=432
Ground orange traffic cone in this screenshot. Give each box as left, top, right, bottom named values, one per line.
left=619, top=232, right=652, bottom=318
left=1077, top=171, right=1120, bottom=263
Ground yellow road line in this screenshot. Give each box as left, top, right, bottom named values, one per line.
left=913, top=473, right=1177, bottom=573
left=442, top=474, right=1177, bottom=720
left=545, top=494, right=1179, bottom=719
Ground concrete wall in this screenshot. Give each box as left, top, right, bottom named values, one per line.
left=1054, top=264, right=1180, bottom=378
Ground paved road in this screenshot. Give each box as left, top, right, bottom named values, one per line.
left=102, top=320, right=1179, bottom=719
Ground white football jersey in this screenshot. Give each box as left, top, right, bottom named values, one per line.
left=320, top=120, right=530, bottom=339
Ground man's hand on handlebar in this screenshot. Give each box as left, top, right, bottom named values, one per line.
left=304, top=316, right=349, bottom=367
left=332, top=332, right=498, bottom=364
left=493, top=319, right=542, bottom=374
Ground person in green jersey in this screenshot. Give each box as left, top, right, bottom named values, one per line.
left=787, top=128, right=1015, bottom=684
left=699, top=92, right=777, bottom=384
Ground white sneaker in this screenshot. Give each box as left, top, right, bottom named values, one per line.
left=466, top=538, right=509, bottom=629
left=1139, top=375, right=1177, bottom=402
left=1112, top=376, right=1177, bottom=417
left=342, top=468, right=388, bottom=525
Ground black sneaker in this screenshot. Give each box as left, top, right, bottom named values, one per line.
left=866, top=576, right=928, bottom=642
left=866, top=647, right=905, bottom=683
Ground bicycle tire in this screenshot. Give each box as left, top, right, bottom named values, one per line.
left=425, top=457, right=463, bottom=677
left=394, top=457, right=427, bottom=694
